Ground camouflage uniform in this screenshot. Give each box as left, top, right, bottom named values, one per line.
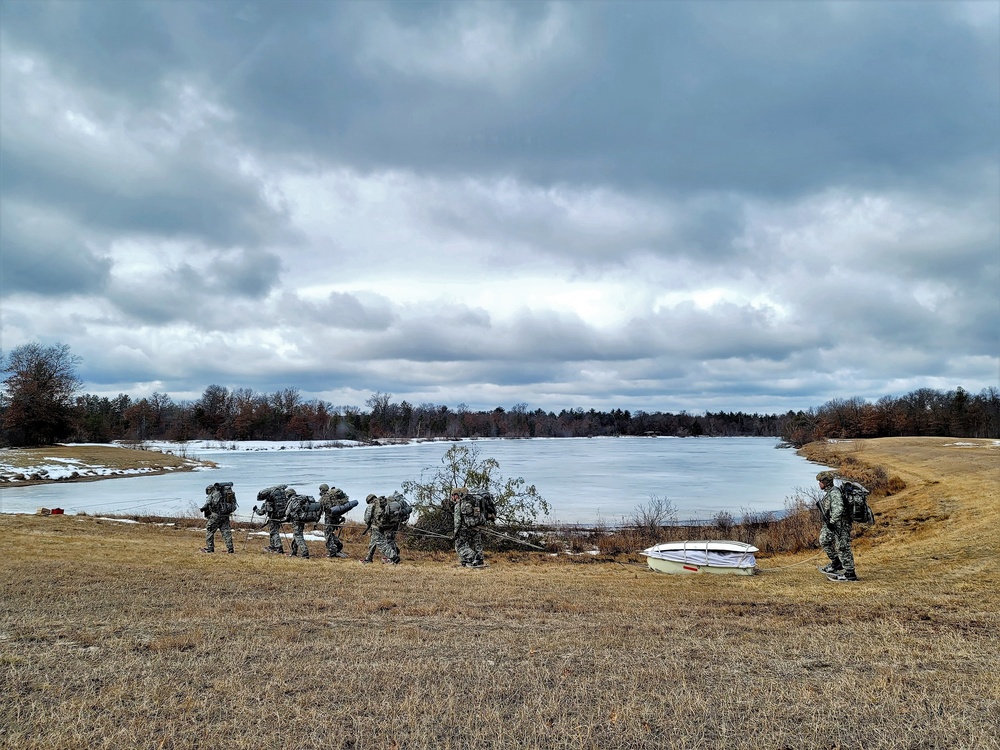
left=256, top=484, right=288, bottom=553
left=285, top=489, right=310, bottom=559
left=201, top=485, right=234, bottom=554
left=817, top=472, right=857, bottom=579
left=452, top=488, right=485, bottom=567
left=361, top=494, right=400, bottom=564
left=320, top=484, right=350, bottom=558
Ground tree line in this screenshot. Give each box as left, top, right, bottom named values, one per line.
left=2, top=342, right=997, bottom=447
left=780, top=387, right=1000, bottom=446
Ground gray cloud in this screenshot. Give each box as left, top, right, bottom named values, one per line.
left=1, top=1, right=996, bottom=414
left=0, top=200, right=112, bottom=295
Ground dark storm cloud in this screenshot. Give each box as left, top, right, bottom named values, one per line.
left=0, top=201, right=111, bottom=295
left=288, top=292, right=398, bottom=332
left=0, top=0, right=177, bottom=103
left=10, top=1, right=993, bottom=196
left=106, top=249, right=281, bottom=325
left=0, top=124, right=288, bottom=249
left=175, top=2, right=1000, bottom=195
left=209, top=248, right=283, bottom=297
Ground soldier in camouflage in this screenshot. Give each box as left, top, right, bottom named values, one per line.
left=284, top=488, right=311, bottom=559
left=256, top=484, right=288, bottom=554
left=816, top=471, right=858, bottom=582
left=360, top=494, right=400, bottom=565
left=200, top=484, right=234, bottom=554
left=452, top=487, right=486, bottom=568
left=319, top=484, right=351, bottom=558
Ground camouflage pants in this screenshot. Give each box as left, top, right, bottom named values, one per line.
left=324, top=524, right=343, bottom=556
left=454, top=526, right=484, bottom=566
left=820, top=521, right=856, bottom=574
left=205, top=514, right=234, bottom=553
left=290, top=521, right=310, bottom=558
left=366, top=528, right=399, bottom=563
left=266, top=519, right=284, bottom=551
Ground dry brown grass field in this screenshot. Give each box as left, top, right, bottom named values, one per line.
left=2, top=437, right=998, bottom=749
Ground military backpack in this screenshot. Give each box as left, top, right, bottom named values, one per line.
left=380, top=493, right=412, bottom=528
left=213, top=482, right=238, bottom=515
left=289, top=495, right=322, bottom=523
left=840, top=480, right=875, bottom=525
left=257, top=485, right=289, bottom=518
left=470, top=491, right=497, bottom=523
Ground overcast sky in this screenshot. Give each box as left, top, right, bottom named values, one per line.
left=2, top=0, right=998, bottom=414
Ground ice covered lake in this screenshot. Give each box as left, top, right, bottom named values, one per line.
left=0, top=437, right=825, bottom=525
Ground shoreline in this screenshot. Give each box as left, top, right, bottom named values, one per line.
left=0, top=443, right=216, bottom=487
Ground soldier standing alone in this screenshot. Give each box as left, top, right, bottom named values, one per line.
left=817, top=471, right=859, bottom=582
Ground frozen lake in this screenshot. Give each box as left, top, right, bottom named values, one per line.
left=0, top=437, right=825, bottom=525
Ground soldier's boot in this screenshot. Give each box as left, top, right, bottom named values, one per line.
left=828, top=570, right=859, bottom=582
left=819, top=558, right=843, bottom=574
left=200, top=547, right=214, bottom=553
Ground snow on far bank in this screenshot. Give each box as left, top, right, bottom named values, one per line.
left=141, top=439, right=366, bottom=456
left=0, top=455, right=205, bottom=483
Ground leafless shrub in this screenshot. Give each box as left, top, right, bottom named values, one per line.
left=629, top=494, right=677, bottom=533
left=712, top=510, right=736, bottom=538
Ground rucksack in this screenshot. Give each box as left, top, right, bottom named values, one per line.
left=470, top=491, right=497, bottom=523
left=380, top=493, right=412, bottom=528
left=296, top=496, right=322, bottom=523
left=215, top=482, right=238, bottom=515
left=840, top=480, right=874, bottom=525
left=257, top=485, right=288, bottom=518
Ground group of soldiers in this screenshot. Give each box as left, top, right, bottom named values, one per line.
left=200, top=481, right=495, bottom=569
left=252, top=483, right=359, bottom=560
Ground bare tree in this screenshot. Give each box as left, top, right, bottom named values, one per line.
left=1, top=342, right=83, bottom=446
left=630, top=494, right=677, bottom=534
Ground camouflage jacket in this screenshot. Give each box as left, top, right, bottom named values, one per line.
left=820, top=486, right=846, bottom=526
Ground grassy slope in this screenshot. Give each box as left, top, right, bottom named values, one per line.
left=2, top=437, right=998, bottom=749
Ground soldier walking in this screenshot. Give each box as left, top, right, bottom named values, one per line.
left=319, top=484, right=356, bottom=558
left=452, top=487, right=487, bottom=568
left=284, top=488, right=311, bottom=559
left=360, top=493, right=406, bottom=565
left=200, top=482, right=236, bottom=554
left=817, top=471, right=859, bottom=582
left=255, top=484, right=288, bottom=554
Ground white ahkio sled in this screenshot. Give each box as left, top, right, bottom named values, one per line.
left=640, top=540, right=759, bottom=576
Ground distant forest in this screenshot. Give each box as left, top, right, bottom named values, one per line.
left=69, top=385, right=1000, bottom=447
left=6, top=343, right=996, bottom=447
